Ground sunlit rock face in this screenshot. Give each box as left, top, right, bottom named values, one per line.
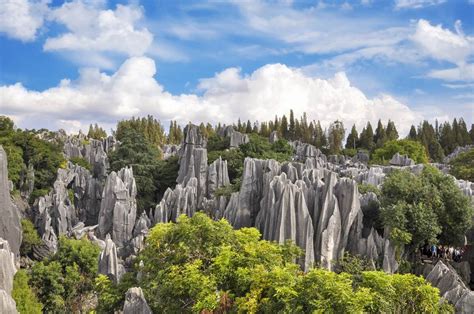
left=0, top=146, right=22, bottom=259
left=123, top=287, right=152, bottom=314
left=0, top=238, right=18, bottom=314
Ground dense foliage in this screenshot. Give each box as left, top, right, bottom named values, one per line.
left=20, top=219, right=42, bottom=257
left=87, top=123, right=107, bottom=139
left=109, top=128, right=163, bottom=211
left=0, top=116, right=65, bottom=196
left=372, top=139, right=429, bottom=164
left=69, top=156, right=92, bottom=171
left=449, top=149, right=474, bottom=181
left=380, top=166, right=473, bottom=249
left=29, top=237, right=101, bottom=313
left=106, top=213, right=453, bottom=314
left=115, top=115, right=167, bottom=148
left=12, top=270, right=43, bottom=314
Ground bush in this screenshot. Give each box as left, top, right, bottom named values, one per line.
left=69, top=156, right=91, bottom=171
left=372, top=139, right=429, bottom=164
left=12, top=270, right=43, bottom=314
left=20, top=219, right=42, bottom=257
left=29, top=188, right=50, bottom=205
left=449, top=149, right=474, bottom=181
left=29, top=237, right=101, bottom=313
left=358, top=183, right=381, bottom=196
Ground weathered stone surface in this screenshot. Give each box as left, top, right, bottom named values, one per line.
left=0, top=289, right=17, bottom=313
left=64, top=134, right=117, bottom=179
left=444, top=145, right=474, bottom=164
left=162, top=144, right=180, bottom=160
left=426, top=261, right=474, bottom=313
left=207, top=156, right=230, bottom=197
left=255, top=173, right=315, bottom=271
left=389, top=152, right=415, bottom=166
left=123, top=287, right=152, bottom=314
left=0, top=238, right=18, bottom=314
left=98, top=167, right=137, bottom=247
left=352, top=151, right=370, bottom=164
left=70, top=222, right=98, bottom=239
left=291, top=141, right=322, bottom=161
left=269, top=131, right=279, bottom=143
left=0, top=146, right=22, bottom=259
left=218, top=125, right=249, bottom=148
left=98, top=235, right=123, bottom=283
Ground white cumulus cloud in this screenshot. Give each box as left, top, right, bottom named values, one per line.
left=44, top=1, right=152, bottom=57
left=0, top=0, right=49, bottom=41
left=0, top=57, right=423, bottom=135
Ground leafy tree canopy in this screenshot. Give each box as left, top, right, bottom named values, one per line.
left=372, top=139, right=429, bottom=164
left=449, top=148, right=474, bottom=182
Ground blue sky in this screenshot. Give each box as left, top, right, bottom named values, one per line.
left=0, top=0, right=473, bottom=134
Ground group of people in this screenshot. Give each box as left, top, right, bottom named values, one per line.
left=420, top=244, right=464, bottom=263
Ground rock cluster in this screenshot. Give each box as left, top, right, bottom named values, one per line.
left=98, top=235, right=124, bottom=283
left=97, top=167, right=137, bottom=248
left=290, top=141, right=323, bottom=161
left=0, top=238, right=18, bottom=313
left=63, top=134, right=118, bottom=179
left=123, top=287, right=152, bottom=314
left=444, top=145, right=474, bottom=164
left=425, top=261, right=474, bottom=313
left=269, top=131, right=279, bottom=143
left=162, top=144, right=180, bottom=160
left=0, top=146, right=22, bottom=259
left=389, top=152, right=415, bottom=166
left=218, top=125, right=249, bottom=148
left=222, top=157, right=390, bottom=271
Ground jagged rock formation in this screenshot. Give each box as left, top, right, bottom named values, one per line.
left=390, top=152, right=415, bottom=166
left=218, top=125, right=249, bottom=148
left=20, top=163, right=34, bottom=200
left=291, top=141, right=323, bottom=161
left=0, top=238, right=18, bottom=314
left=97, top=167, right=137, bottom=248
left=98, top=235, right=123, bottom=283
left=177, top=124, right=208, bottom=204
left=123, top=287, right=152, bottom=314
left=63, top=134, right=118, bottom=179
left=425, top=261, right=474, bottom=313
left=162, top=144, right=180, bottom=160
left=444, top=145, right=474, bottom=164
left=0, top=146, right=22, bottom=259
left=269, top=131, right=279, bottom=143
left=207, top=157, right=230, bottom=197
left=222, top=157, right=391, bottom=271
left=34, top=163, right=102, bottom=246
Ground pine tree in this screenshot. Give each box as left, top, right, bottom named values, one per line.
left=281, top=115, right=289, bottom=139
left=470, top=124, right=474, bottom=144
left=313, top=121, right=326, bottom=148
left=359, top=122, right=374, bottom=151
left=386, top=120, right=399, bottom=141
left=408, top=125, right=417, bottom=140
left=458, top=118, right=470, bottom=146
left=328, top=121, right=345, bottom=155
left=440, top=122, right=456, bottom=155
left=345, top=124, right=359, bottom=149
left=374, top=119, right=387, bottom=148
left=289, top=110, right=296, bottom=140
left=245, top=120, right=252, bottom=134
left=237, top=119, right=243, bottom=132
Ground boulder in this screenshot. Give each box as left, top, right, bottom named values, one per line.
left=123, top=287, right=152, bottom=314
left=218, top=125, right=249, bottom=148
left=389, top=152, right=415, bottom=167
left=0, top=146, right=22, bottom=259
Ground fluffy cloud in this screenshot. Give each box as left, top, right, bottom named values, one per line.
left=395, top=0, right=445, bottom=9
left=44, top=1, right=152, bottom=57
left=0, top=0, right=49, bottom=41
left=413, top=19, right=474, bottom=82
left=1, top=57, right=422, bottom=135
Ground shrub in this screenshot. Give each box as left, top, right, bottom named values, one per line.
left=12, top=270, right=43, bottom=314
left=20, top=219, right=42, bottom=257
left=69, top=156, right=91, bottom=171
left=449, top=148, right=474, bottom=181
left=372, top=139, right=429, bottom=164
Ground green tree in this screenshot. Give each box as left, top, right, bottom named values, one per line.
left=289, top=109, right=296, bottom=140
left=30, top=237, right=101, bottom=313
left=12, top=270, right=43, bottom=314
left=372, top=139, right=429, bottom=164
left=440, top=122, right=456, bottom=155
left=386, top=120, right=399, bottom=141
left=328, top=120, right=345, bottom=155
left=374, top=119, right=387, bottom=148
left=109, top=129, right=162, bottom=211
left=359, top=122, right=375, bottom=151
left=408, top=125, right=417, bottom=140
left=280, top=115, right=289, bottom=139
left=450, top=149, right=474, bottom=181
left=345, top=124, right=359, bottom=149
left=87, top=123, right=107, bottom=139
left=20, top=219, right=41, bottom=257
